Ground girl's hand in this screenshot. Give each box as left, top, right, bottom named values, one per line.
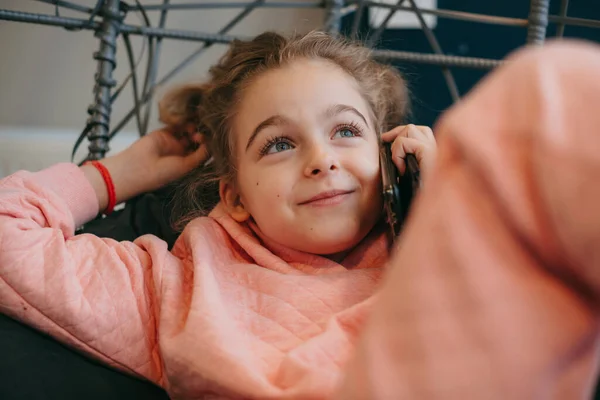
left=125, top=127, right=208, bottom=191
left=82, top=127, right=208, bottom=213
left=381, top=124, right=437, bottom=179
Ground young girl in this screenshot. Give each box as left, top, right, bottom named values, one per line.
left=1, top=31, right=600, bottom=400
left=0, top=31, right=436, bottom=399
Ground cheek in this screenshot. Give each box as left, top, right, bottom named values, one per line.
left=365, top=157, right=381, bottom=181
left=347, top=147, right=381, bottom=186
left=238, top=167, right=292, bottom=213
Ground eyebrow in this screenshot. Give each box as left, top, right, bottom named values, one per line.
left=245, top=115, right=290, bottom=151
left=244, top=104, right=370, bottom=152
left=323, top=104, right=369, bottom=128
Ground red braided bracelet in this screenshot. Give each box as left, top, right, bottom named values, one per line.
left=85, top=160, right=116, bottom=215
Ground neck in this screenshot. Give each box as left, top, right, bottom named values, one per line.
left=325, top=249, right=351, bottom=264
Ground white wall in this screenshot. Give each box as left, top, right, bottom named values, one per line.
left=0, top=0, right=324, bottom=176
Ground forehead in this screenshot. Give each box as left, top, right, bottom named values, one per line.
left=235, top=58, right=372, bottom=128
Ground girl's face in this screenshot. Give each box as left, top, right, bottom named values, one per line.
left=222, top=58, right=383, bottom=255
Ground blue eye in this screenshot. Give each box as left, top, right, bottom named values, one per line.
left=260, top=137, right=294, bottom=155
left=271, top=141, right=292, bottom=153
left=334, top=126, right=361, bottom=139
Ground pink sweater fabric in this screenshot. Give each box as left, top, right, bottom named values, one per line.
left=1, top=40, right=600, bottom=399
left=337, top=41, right=600, bottom=399
left=0, top=163, right=390, bottom=399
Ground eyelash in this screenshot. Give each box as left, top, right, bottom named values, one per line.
left=334, top=121, right=364, bottom=138
left=259, top=135, right=293, bottom=156
left=258, top=121, right=365, bottom=156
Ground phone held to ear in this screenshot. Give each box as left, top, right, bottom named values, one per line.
left=380, top=142, right=422, bottom=237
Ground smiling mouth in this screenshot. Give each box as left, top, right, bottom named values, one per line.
left=299, top=190, right=355, bottom=206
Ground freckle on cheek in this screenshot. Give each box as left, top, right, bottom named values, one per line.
left=256, top=182, right=259, bottom=186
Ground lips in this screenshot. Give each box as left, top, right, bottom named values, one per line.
left=299, top=189, right=355, bottom=205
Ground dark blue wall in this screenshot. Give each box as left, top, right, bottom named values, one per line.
left=343, top=0, right=600, bottom=127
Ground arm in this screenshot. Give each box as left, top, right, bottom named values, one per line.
left=0, top=130, right=207, bottom=385
left=336, top=41, right=600, bottom=399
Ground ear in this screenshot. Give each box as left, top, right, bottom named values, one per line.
left=219, top=179, right=250, bottom=222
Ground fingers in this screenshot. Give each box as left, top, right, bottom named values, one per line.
left=170, top=125, right=205, bottom=153
left=157, top=125, right=207, bottom=162
left=382, top=124, right=436, bottom=177
left=390, top=137, right=421, bottom=175
left=381, top=124, right=434, bottom=143
left=390, top=136, right=436, bottom=176
left=182, top=143, right=210, bottom=170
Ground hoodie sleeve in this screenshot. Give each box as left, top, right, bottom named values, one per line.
left=0, top=163, right=172, bottom=385
left=336, top=41, right=600, bottom=399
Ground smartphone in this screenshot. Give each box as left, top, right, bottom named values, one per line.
left=380, top=143, right=421, bottom=237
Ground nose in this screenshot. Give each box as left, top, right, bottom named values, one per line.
left=303, top=145, right=340, bottom=177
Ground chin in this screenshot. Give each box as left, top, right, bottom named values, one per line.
left=298, top=228, right=367, bottom=255
left=295, top=213, right=381, bottom=255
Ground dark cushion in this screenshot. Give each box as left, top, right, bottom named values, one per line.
left=0, top=314, right=169, bottom=400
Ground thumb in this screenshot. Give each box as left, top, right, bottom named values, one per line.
left=181, top=143, right=210, bottom=171
left=390, top=137, right=425, bottom=176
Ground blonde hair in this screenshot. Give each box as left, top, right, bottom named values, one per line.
left=159, top=31, right=410, bottom=230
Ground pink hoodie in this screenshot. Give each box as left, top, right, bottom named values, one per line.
left=1, top=40, right=600, bottom=399
left=0, top=161, right=390, bottom=399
